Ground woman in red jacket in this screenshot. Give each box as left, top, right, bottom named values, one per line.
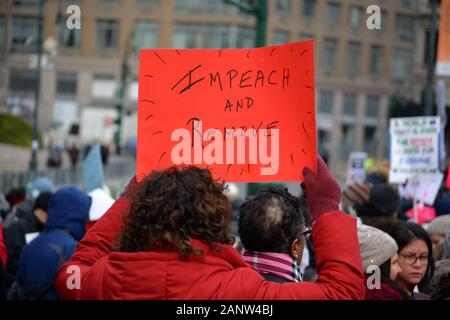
left=55, top=157, right=365, bottom=300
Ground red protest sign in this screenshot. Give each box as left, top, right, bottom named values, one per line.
left=137, top=40, right=316, bottom=182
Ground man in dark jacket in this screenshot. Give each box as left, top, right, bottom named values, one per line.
left=15, top=187, right=91, bottom=300
left=2, top=177, right=54, bottom=291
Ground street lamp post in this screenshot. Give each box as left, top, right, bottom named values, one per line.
left=114, top=31, right=134, bottom=155
left=423, top=0, right=440, bottom=116
left=29, top=0, right=44, bottom=176
left=222, top=0, right=268, bottom=47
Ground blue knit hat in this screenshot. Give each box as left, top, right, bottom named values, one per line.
left=27, top=177, right=55, bottom=199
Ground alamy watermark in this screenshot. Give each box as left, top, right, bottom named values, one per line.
left=66, top=5, right=81, bottom=30
left=366, top=5, right=382, bottom=30
left=366, top=265, right=382, bottom=290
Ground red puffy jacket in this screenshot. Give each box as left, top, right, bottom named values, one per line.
left=55, top=197, right=365, bottom=300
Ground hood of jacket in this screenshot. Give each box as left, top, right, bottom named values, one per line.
left=45, top=187, right=91, bottom=240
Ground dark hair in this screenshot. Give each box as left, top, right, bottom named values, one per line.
left=238, top=187, right=306, bottom=254
left=431, top=273, right=450, bottom=300
left=378, top=258, right=411, bottom=299
left=356, top=184, right=401, bottom=218
left=389, top=222, right=435, bottom=292
left=33, top=192, right=53, bottom=212
left=113, top=166, right=232, bottom=259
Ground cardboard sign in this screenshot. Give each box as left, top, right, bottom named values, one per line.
left=437, top=80, right=447, bottom=166
left=389, top=117, right=441, bottom=183
left=346, top=152, right=367, bottom=186
left=137, top=41, right=316, bottom=182
left=83, top=144, right=105, bottom=193
left=399, top=172, right=444, bottom=205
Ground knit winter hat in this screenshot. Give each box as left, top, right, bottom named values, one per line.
left=88, top=188, right=114, bottom=221
left=426, top=214, right=450, bottom=236
left=356, top=184, right=401, bottom=218
left=445, top=230, right=450, bottom=257
left=27, top=177, right=55, bottom=199
left=357, top=222, right=399, bottom=272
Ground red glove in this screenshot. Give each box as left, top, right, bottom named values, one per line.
left=302, top=156, right=341, bottom=222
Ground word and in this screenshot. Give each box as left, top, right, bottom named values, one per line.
left=171, top=120, right=280, bottom=175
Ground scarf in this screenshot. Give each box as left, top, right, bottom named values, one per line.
left=242, top=250, right=302, bottom=282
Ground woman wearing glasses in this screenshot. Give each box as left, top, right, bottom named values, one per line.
left=387, top=222, right=435, bottom=298
left=357, top=223, right=410, bottom=300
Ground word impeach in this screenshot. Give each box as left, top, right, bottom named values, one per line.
left=137, top=41, right=317, bottom=182
left=171, top=120, right=279, bottom=175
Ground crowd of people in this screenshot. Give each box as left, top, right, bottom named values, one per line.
left=1, top=155, right=450, bottom=300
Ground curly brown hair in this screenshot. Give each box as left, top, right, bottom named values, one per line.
left=113, top=166, right=232, bottom=259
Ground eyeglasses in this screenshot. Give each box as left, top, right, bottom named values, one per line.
left=300, top=226, right=312, bottom=241
left=399, top=254, right=429, bottom=265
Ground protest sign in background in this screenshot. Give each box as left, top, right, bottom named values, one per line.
left=83, top=144, right=105, bottom=192
left=346, top=152, right=367, bottom=186
left=137, top=41, right=316, bottom=182
left=389, top=116, right=441, bottom=184
left=399, top=172, right=444, bottom=205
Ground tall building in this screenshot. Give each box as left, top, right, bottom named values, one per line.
left=0, top=0, right=441, bottom=177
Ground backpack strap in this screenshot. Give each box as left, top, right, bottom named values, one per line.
left=32, top=242, right=66, bottom=300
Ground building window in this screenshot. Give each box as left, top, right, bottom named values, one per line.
left=349, top=6, right=363, bottom=29
left=272, top=31, right=290, bottom=45
left=56, top=73, right=77, bottom=98
left=325, top=2, right=341, bottom=27
left=91, top=74, right=117, bottom=100
left=11, top=16, right=39, bottom=52
left=319, top=90, right=333, bottom=114
left=397, top=0, right=418, bottom=8
left=366, top=95, right=380, bottom=118
left=369, top=45, right=384, bottom=76
left=299, top=33, right=314, bottom=41
left=277, top=0, right=291, bottom=20
left=391, top=48, right=414, bottom=83
left=8, top=69, right=37, bottom=119
left=9, top=69, right=37, bottom=92
left=302, top=0, right=316, bottom=18
left=395, top=14, right=415, bottom=42
left=347, top=42, right=361, bottom=76
left=133, top=21, right=158, bottom=52
left=135, top=0, right=159, bottom=8
left=172, top=24, right=229, bottom=48
left=174, top=0, right=237, bottom=15
left=236, top=27, right=255, bottom=48
left=60, top=27, right=81, bottom=49
left=96, top=0, right=119, bottom=7
left=12, top=0, right=39, bottom=6
left=363, top=126, right=377, bottom=155
left=340, top=124, right=355, bottom=161
left=96, top=20, right=119, bottom=51
left=343, top=93, right=357, bottom=116
left=323, top=39, right=337, bottom=72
